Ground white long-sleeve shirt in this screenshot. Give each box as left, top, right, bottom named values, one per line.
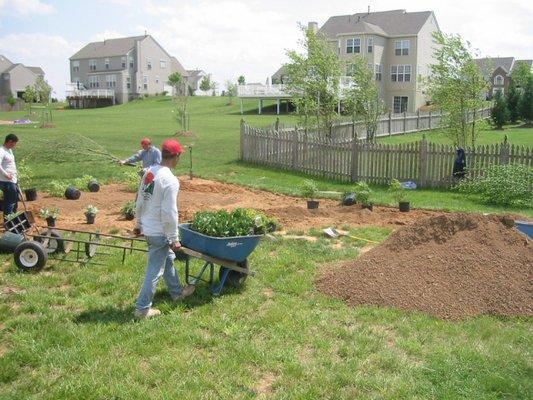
left=0, top=146, right=17, bottom=183
left=135, top=165, right=180, bottom=241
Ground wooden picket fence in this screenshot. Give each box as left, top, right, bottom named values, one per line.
left=240, top=121, right=532, bottom=188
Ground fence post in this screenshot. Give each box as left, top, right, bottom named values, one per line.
left=419, top=134, right=428, bottom=188
left=240, top=119, right=245, bottom=160
left=350, top=139, right=359, bottom=182
left=416, top=109, right=420, bottom=130
left=291, top=129, right=299, bottom=169
left=500, top=135, right=510, bottom=165
left=403, top=111, right=407, bottom=133
left=428, top=110, right=432, bottom=130
left=388, top=111, right=392, bottom=136
left=275, top=117, right=280, bottom=131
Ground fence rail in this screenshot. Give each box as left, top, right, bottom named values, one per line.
left=240, top=118, right=532, bottom=188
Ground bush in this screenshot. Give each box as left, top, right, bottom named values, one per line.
left=455, top=164, right=532, bottom=206
left=17, top=158, right=34, bottom=189
left=300, top=179, right=318, bottom=199
left=74, top=174, right=96, bottom=191
left=191, top=208, right=278, bottom=237
left=47, top=180, right=68, bottom=198
left=389, top=178, right=407, bottom=202
left=39, top=207, right=60, bottom=219
left=490, top=90, right=508, bottom=129
left=353, top=181, right=372, bottom=205
left=122, top=170, right=140, bottom=192
left=121, top=200, right=136, bottom=216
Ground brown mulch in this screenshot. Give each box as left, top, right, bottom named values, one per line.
left=316, top=213, right=533, bottom=320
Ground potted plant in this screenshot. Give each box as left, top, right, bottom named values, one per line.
left=389, top=178, right=410, bottom=212
left=75, top=175, right=100, bottom=192
left=300, top=179, right=319, bottom=209
left=40, top=207, right=60, bottom=227
left=85, top=205, right=98, bottom=224
left=17, top=159, right=37, bottom=201
left=121, top=200, right=136, bottom=221
left=354, top=182, right=373, bottom=211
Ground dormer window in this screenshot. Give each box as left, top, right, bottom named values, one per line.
left=367, top=37, right=373, bottom=53
left=346, top=38, right=361, bottom=54
left=121, top=57, right=126, bottom=68
left=395, top=40, right=410, bottom=56
left=105, top=58, right=110, bottom=69
left=494, top=75, right=504, bottom=85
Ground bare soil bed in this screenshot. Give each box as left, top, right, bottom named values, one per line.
left=317, top=213, right=533, bottom=319
left=24, top=177, right=442, bottom=233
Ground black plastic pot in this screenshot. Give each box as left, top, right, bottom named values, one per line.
left=65, top=186, right=81, bottom=200
left=46, top=217, right=56, bottom=227
left=24, top=188, right=37, bottom=201
left=342, top=192, right=356, bottom=206
left=362, top=203, right=373, bottom=211
left=85, top=213, right=96, bottom=224
left=125, top=212, right=135, bottom=221
left=307, top=200, right=319, bottom=209
left=87, top=180, right=100, bottom=193
left=399, top=201, right=410, bottom=212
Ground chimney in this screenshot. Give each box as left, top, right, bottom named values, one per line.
left=367, top=5, right=370, bottom=14
left=308, top=21, right=318, bottom=33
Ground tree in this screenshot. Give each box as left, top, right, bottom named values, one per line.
left=490, top=90, right=508, bottom=129
left=506, top=82, right=521, bottom=124
left=34, top=76, right=52, bottom=104
left=510, top=61, right=532, bottom=89
left=237, top=75, right=245, bottom=85
left=519, top=75, right=533, bottom=125
left=426, top=31, right=488, bottom=147
left=7, top=96, right=17, bottom=110
left=167, top=72, right=186, bottom=97
left=225, top=80, right=237, bottom=105
left=22, top=85, right=38, bottom=114
left=343, top=57, right=385, bottom=140
left=285, top=25, right=343, bottom=132
left=200, top=75, right=213, bottom=93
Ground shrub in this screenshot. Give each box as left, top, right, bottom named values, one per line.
left=39, top=207, right=60, bottom=219
left=121, top=201, right=136, bottom=216
left=490, top=90, right=508, bottom=129
left=85, top=205, right=98, bottom=215
left=123, top=170, right=140, bottom=192
left=354, top=181, right=372, bottom=205
left=389, top=178, right=407, bottom=202
left=74, top=174, right=96, bottom=191
left=300, top=179, right=318, bottom=199
left=47, top=180, right=68, bottom=198
left=191, top=208, right=278, bottom=237
left=7, top=97, right=17, bottom=108
left=455, top=164, right=532, bottom=206
left=17, top=158, right=34, bottom=188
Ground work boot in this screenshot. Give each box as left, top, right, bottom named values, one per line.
left=134, top=308, right=161, bottom=319
left=171, top=284, right=196, bottom=301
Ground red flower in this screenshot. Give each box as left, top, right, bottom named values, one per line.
left=144, top=172, right=155, bottom=185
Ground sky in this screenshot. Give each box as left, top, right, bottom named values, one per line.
left=0, top=0, right=532, bottom=98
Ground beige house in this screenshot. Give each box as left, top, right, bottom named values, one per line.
left=0, top=55, right=45, bottom=103
left=68, top=34, right=188, bottom=107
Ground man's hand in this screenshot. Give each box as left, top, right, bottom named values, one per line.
left=133, top=227, right=142, bottom=237
left=118, top=160, right=125, bottom=165
left=6, top=173, right=13, bottom=181
left=170, top=241, right=182, bottom=251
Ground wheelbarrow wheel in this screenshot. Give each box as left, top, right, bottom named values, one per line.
left=219, top=259, right=248, bottom=288
left=35, top=230, right=64, bottom=254
left=14, top=241, right=48, bottom=272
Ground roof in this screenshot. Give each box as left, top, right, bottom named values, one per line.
left=186, top=70, right=205, bottom=77
left=171, top=57, right=187, bottom=76
left=475, top=57, right=515, bottom=76
left=319, top=9, right=433, bottom=38
left=0, top=55, right=14, bottom=74
left=272, top=66, right=287, bottom=78
left=27, top=66, right=44, bottom=75
left=2, top=63, right=22, bottom=73
left=70, top=35, right=146, bottom=59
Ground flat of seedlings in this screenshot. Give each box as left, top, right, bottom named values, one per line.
left=24, top=177, right=443, bottom=232
left=316, top=213, right=533, bottom=320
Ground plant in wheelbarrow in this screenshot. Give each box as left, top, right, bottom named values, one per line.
left=121, top=200, right=136, bottom=220
left=85, top=205, right=98, bottom=224
left=354, top=181, right=373, bottom=211
left=39, top=207, right=60, bottom=227
left=17, top=158, right=37, bottom=201
left=389, top=178, right=410, bottom=212
left=300, top=179, right=319, bottom=209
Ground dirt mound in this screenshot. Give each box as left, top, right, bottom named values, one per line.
left=317, top=213, right=533, bottom=319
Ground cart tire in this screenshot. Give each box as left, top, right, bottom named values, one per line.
left=219, top=260, right=248, bottom=288
left=14, top=241, right=48, bottom=272
left=35, top=230, right=64, bottom=254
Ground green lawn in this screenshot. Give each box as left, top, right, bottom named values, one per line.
left=1, top=229, right=532, bottom=399
left=0, top=97, right=531, bottom=217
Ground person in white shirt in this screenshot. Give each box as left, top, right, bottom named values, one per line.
left=133, top=139, right=194, bottom=319
left=0, top=134, right=19, bottom=220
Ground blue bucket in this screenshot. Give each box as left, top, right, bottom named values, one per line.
left=179, top=224, right=262, bottom=262
left=515, top=221, right=533, bottom=239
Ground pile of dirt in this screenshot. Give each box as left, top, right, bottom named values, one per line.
left=317, top=213, right=533, bottom=319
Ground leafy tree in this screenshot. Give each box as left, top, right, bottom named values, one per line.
left=200, top=75, right=213, bottom=92
left=510, top=61, right=532, bottom=89
left=7, top=93, right=17, bottom=110
left=237, top=75, right=245, bottom=85
left=167, top=72, right=186, bottom=97
left=426, top=31, right=488, bottom=147
left=225, top=80, right=237, bottom=105
left=490, top=90, right=508, bottom=129
left=285, top=25, right=343, bottom=132
left=22, top=85, right=38, bottom=114
left=34, top=76, right=52, bottom=104
left=506, top=82, right=521, bottom=124
left=343, top=57, right=385, bottom=141
left=519, top=75, right=533, bottom=125
left=168, top=72, right=189, bottom=130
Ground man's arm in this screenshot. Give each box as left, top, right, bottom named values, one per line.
left=121, top=150, right=143, bottom=165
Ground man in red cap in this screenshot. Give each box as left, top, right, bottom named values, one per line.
left=133, top=138, right=194, bottom=318
left=119, top=137, right=162, bottom=169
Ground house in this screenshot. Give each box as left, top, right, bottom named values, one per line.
left=0, top=54, right=45, bottom=103
left=475, top=57, right=533, bottom=98
left=186, top=70, right=208, bottom=95
left=269, top=9, right=441, bottom=114
left=68, top=34, right=188, bottom=107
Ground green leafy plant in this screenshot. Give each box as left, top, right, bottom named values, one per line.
left=85, top=205, right=98, bottom=215
left=47, top=180, right=68, bottom=198
left=354, top=181, right=372, bottom=205
left=455, top=164, right=533, bottom=206
left=74, top=175, right=96, bottom=190
left=300, top=179, right=318, bottom=199
left=5, top=211, right=22, bottom=222
left=17, top=159, right=34, bottom=189
left=389, top=179, right=407, bottom=203
left=39, top=207, right=60, bottom=219
left=123, top=169, right=140, bottom=192
left=191, top=208, right=278, bottom=237
left=121, top=201, right=136, bottom=216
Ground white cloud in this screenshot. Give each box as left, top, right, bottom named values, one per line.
left=0, top=0, right=56, bottom=16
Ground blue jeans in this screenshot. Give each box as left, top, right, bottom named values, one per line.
left=135, top=236, right=183, bottom=311
left=0, top=181, right=18, bottom=219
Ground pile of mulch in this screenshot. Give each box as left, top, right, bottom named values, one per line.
left=316, top=213, right=533, bottom=319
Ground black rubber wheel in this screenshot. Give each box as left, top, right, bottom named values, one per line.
left=219, top=259, right=248, bottom=288
left=14, top=241, right=48, bottom=272
left=35, top=230, right=64, bottom=254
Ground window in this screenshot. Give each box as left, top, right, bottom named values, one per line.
left=126, top=76, right=131, bottom=90
left=105, top=58, right=110, bottom=69
left=494, top=75, right=504, bottom=85
left=367, top=37, right=373, bottom=53
left=155, top=75, right=159, bottom=84
left=346, top=38, right=361, bottom=54
left=374, top=64, right=382, bottom=81
left=129, top=57, right=134, bottom=69
left=160, top=60, right=166, bottom=69
left=390, top=65, right=411, bottom=82
left=106, top=75, right=116, bottom=88
left=395, top=40, right=410, bottom=56
left=143, top=75, right=148, bottom=90
left=393, top=96, right=408, bottom=113
left=121, top=57, right=126, bottom=68
left=146, top=58, right=152, bottom=70
left=89, top=75, right=99, bottom=88
left=89, top=59, right=97, bottom=71
left=73, top=61, right=80, bottom=72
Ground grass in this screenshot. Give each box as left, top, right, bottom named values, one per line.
left=1, top=229, right=531, bottom=399
left=0, top=96, right=531, bottom=217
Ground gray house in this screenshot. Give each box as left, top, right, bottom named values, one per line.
left=0, top=55, right=45, bottom=103
left=68, top=34, right=188, bottom=107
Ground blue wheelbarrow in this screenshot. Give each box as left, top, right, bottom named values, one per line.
left=515, top=221, right=533, bottom=238
left=177, top=223, right=262, bottom=295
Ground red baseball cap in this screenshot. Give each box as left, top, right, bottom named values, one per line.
left=140, top=138, right=151, bottom=146
left=161, top=139, right=184, bottom=155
